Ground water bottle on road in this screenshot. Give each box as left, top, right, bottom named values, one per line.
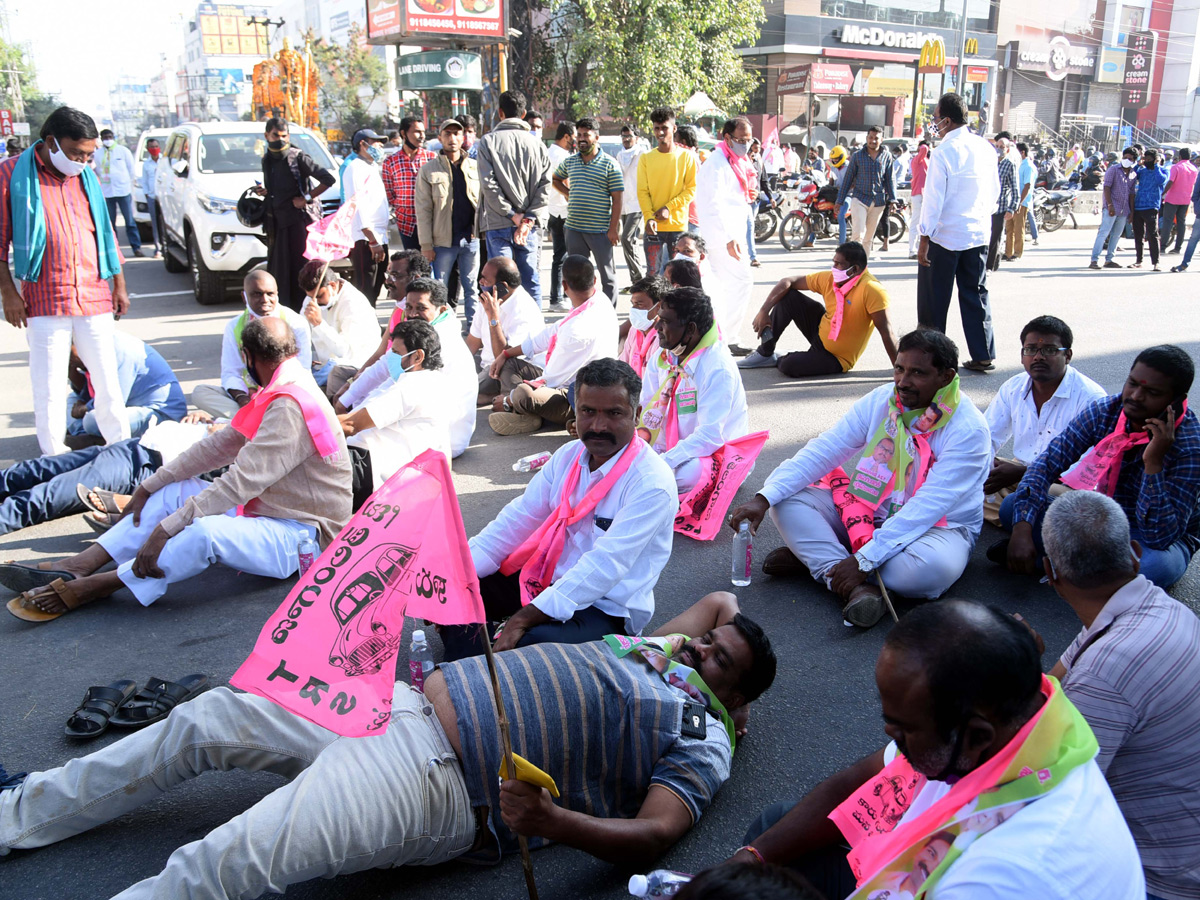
left=513, top=451, right=552, bottom=473
left=297, top=535, right=320, bottom=578
left=732, top=521, right=752, bottom=587
left=628, top=870, right=691, bottom=896
left=409, top=630, right=435, bottom=691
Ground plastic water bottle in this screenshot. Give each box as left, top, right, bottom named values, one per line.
left=409, top=630, right=435, bottom=691
left=628, top=870, right=691, bottom=897
left=731, top=521, right=752, bottom=587
left=297, top=536, right=320, bottom=578
left=513, top=451, right=552, bottom=473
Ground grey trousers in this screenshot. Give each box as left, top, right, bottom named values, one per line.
left=190, top=383, right=241, bottom=420
left=0, top=685, right=475, bottom=899
left=620, top=212, right=644, bottom=283
left=768, top=486, right=973, bottom=599
left=566, top=227, right=617, bottom=303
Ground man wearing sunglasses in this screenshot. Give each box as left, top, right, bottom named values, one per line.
left=981, top=316, right=1104, bottom=525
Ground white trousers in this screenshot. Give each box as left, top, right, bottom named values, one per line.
left=769, top=485, right=973, bottom=599
left=27, top=314, right=130, bottom=456
left=674, top=457, right=703, bottom=493
left=709, top=232, right=754, bottom=347
left=0, top=685, right=476, bottom=899
left=908, top=195, right=924, bottom=256
left=849, top=199, right=886, bottom=260
left=96, top=478, right=315, bottom=606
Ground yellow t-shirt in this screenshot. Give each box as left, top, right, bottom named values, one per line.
left=637, top=147, right=698, bottom=232
left=806, top=269, right=889, bottom=371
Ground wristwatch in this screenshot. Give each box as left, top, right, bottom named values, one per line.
left=489, top=318, right=500, bottom=327
left=853, top=550, right=875, bottom=573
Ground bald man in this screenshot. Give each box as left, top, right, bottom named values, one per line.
left=191, top=270, right=313, bottom=419
left=4, top=317, right=353, bottom=622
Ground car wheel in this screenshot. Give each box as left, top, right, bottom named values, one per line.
left=161, top=212, right=187, bottom=274
left=187, top=230, right=227, bottom=306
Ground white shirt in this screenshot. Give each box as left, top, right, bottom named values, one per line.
left=880, top=743, right=1144, bottom=900
left=93, top=143, right=137, bottom=198
left=347, top=366, right=453, bottom=489
left=547, top=143, right=571, bottom=220
left=522, top=293, right=619, bottom=389
left=919, top=126, right=1001, bottom=251
left=639, top=341, right=749, bottom=471
left=696, top=150, right=752, bottom=247
left=615, top=144, right=647, bottom=216
left=344, top=156, right=390, bottom=240
left=468, top=285, right=545, bottom=367
left=301, top=281, right=382, bottom=369
left=893, top=150, right=911, bottom=185
left=140, top=156, right=159, bottom=198
left=758, top=383, right=991, bottom=568
left=219, top=307, right=313, bottom=394
left=432, top=313, right=478, bottom=458
left=763, top=146, right=784, bottom=175
left=470, top=438, right=678, bottom=634
left=985, top=367, right=1106, bottom=465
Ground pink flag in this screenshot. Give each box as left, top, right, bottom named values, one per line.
left=674, top=430, right=770, bottom=541
left=230, top=449, right=486, bottom=737
left=304, top=196, right=358, bottom=260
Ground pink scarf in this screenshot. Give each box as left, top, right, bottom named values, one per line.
left=230, top=358, right=344, bottom=465
left=827, top=270, right=865, bottom=342
left=720, top=142, right=758, bottom=203
left=543, top=296, right=593, bottom=366
left=1062, top=402, right=1187, bottom=494
left=619, top=327, right=659, bottom=378
left=500, top=438, right=643, bottom=605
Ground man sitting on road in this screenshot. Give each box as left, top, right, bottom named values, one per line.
left=296, top=259, right=381, bottom=395
left=726, top=599, right=1143, bottom=900
left=191, top=270, right=312, bottom=419
left=336, top=319, right=453, bottom=510
left=468, top=256, right=545, bottom=406
left=2, top=318, right=352, bottom=623
left=441, top=358, right=677, bottom=660
left=737, top=241, right=899, bottom=378
left=639, top=287, right=749, bottom=492
left=981, top=315, right=1105, bottom=524
left=729, top=330, right=991, bottom=628
left=0, top=591, right=776, bottom=899
left=404, top=277, right=476, bottom=457
left=64, top=330, right=187, bottom=449
left=486, top=255, right=618, bottom=436
left=996, top=344, right=1200, bottom=588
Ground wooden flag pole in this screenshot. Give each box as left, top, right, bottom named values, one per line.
left=877, top=575, right=900, bottom=624
left=481, top=631, right=539, bottom=900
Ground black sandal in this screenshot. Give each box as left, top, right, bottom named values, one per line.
left=64, top=680, right=138, bottom=739
left=109, top=675, right=209, bottom=728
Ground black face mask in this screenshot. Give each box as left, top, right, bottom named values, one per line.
left=267, top=139, right=289, bottom=156
left=243, top=354, right=264, bottom=388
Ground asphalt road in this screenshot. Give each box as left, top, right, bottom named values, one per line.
left=0, top=223, right=1197, bottom=900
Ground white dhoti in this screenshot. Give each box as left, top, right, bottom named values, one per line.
left=96, top=478, right=316, bottom=606
left=708, top=239, right=754, bottom=348
left=673, top=458, right=704, bottom=493
left=768, top=485, right=972, bottom=599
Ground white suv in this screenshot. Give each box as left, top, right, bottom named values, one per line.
left=132, top=128, right=171, bottom=242
left=155, top=121, right=341, bottom=305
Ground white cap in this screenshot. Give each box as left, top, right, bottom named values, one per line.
left=412, top=629, right=426, bottom=643
left=627, top=874, right=648, bottom=897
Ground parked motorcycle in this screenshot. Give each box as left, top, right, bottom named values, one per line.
left=779, top=183, right=907, bottom=252
left=1033, top=185, right=1077, bottom=233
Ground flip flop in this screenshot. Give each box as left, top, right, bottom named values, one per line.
left=64, top=680, right=138, bottom=739
left=0, top=563, right=76, bottom=595
left=6, top=579, right=87, bottom=623
left=110, top=675, right=210, bottom=728
left=81, top=510, right=118, bottom=535
left=74, top=484, right=124, bottom=516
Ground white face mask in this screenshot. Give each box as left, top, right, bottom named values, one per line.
left=102, top=139, right=115, bottom=149
left=673, top=251, right=700, bottom=263
left=47, top=138, right=88, bottom=178
left=1121, top=158, right=1134, bottom=169
left=628, top=306, right=654, bottom=332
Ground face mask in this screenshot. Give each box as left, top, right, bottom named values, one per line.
left=102, top=139, right=115, bottom=148
left=267, top=138, right=289, bottom=155
left=628, top=306, right=654, bottom=332
left=530, top=129, right=542, bottom=140
left=729, top=139, right=750, bottom=158
left=367, top=145, right=384, bottom=163
left=385, top=349, right=417, bottom=381
left=242, top=354, right=264, bottom=388
left=1121, top=158, right=1134, bottom=169
left=831, top=266, right=855, bottom=285
left=673, top=251, right=699, bottom=263
left=148, top=148, right=161, bottom=159
left=47, top=138, right=88, bottom=178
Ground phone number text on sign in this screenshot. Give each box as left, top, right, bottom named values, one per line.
left=410, top=14, right=502, bottom=33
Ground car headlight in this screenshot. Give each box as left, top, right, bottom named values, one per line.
left=196, top=192, right=237, bottom=214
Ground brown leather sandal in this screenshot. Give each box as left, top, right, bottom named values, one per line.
left=6, top=578, right=89, bottom=623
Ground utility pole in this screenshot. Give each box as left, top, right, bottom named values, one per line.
left=955, top=0, right=970, bottom=93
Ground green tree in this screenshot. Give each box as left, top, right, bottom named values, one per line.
left=310, top=24, right=389, bottom=134
left=0, top=35, right=59, bottom=136
left=560, top=0, right=764, bottom=126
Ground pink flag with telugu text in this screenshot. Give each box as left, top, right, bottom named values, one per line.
left=674, top=430, right=770, bottom=541
left=304, top=196, right=358, bottom=260
left=230, top=449, right=485, bottom=737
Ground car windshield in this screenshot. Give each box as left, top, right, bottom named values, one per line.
left=196, top=132, right=333, bottom=173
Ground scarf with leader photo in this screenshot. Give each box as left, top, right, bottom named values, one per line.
left=637, top=323, right=719, bottom=452
left=229, top=357, right=345, bottom=466
left=10, top=142, right=121, bottom=283
left=1061, top=401, right=1188, bottom=496
left=832, top=676, right=1097, bottom=899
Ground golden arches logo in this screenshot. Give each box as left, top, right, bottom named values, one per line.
left=918, top=38, right=946, bottom=72
left=965, top=38, right=979, bottom=55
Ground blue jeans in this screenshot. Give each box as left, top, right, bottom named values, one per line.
left=312, top=359, right=334, bottom=387
left=746, top=213, right=758, bottom=262
left=105, top=193, right=141, bottom=252
left=998, top=493, right=1193, bottom=588
left=434, top=237, right=480, bottom=327
left=484, top=225, right=541, bottom=303
left=1026, top=208, right=1039, bottom=242
left=838, top=200, right=849, bottom=244
left=1092, top=210, right=1127, bottom=263
left=1182, top=217, right=1200, bottom=267
left=0, top=439, right=160, bottom=535
left=146, top=195, right=161, bottom=250
left=68, top=405, right=161, bottom=439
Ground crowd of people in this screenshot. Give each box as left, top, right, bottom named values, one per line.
left=0, top=93, right=1197, bottom=900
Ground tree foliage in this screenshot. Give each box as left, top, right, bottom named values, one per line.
left=310, top=24, right=389, bottom=134
left=557, top=0, right=763, bottom=127
left=0, top=35, right=59, bottom=136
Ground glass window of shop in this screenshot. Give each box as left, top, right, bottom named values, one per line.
left=820, top=0, right=992, bottom=33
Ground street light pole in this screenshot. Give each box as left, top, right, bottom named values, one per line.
left=956, top=0, right=970, bottom=92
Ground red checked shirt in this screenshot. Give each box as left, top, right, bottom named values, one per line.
left=0, top=152, right=122, bottom=318
left=381, top=147, right=436, bottom=237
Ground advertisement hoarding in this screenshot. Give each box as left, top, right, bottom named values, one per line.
left=366, top=0, right=505, bottom=43
left=777, top=63, right=854, bottom=96
left=1122, top=31, right=1156, bottom=109
left=197, top=4, right=269, bottom=56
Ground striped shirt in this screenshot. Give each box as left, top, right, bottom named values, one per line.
left=554, top=150, right=624, bottom=233
left=1060, top=575, right=1200, bottom=900
left=0, top=152, right=119, bottom=318
left=835, top=146, right=895, bottom=208
left=440, top=640, right=732, bottom=856
left=381, top=147, right=436, bottom=237
left=1011, top=395, right=1200, bottom=553
left=996, top=157, right=1018, bottom=214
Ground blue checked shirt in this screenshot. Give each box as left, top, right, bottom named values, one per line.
left=1011, top=394, right=1200, bottom=552
left=996, top=158, right=1018, bottom=214
left=836, top=147, right=895, bottom=207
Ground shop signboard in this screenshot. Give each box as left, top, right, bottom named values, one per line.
left=394, top=50, right=483, bottom=91
left=1122, top=31, right=1156, bottom=108
left=777, top=63, right=853, bottom=96
left=918, top=38, right=945, bottom=74
left=966, top=65, right=989, bottom=83
left=1013, top=35, right=1096, bottom=82
left=1096, top=47, right=1126, bottom=84
left=366, top=0, right=505, bottom=43
left=196, top=4, right=269, bottom=56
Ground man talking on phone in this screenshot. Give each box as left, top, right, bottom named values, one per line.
left=997, top=344, right=1200, bottom=588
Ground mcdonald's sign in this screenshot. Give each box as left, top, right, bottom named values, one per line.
left=918, top=38, right=946, bottom=73
left=965, top=37, right=979, bottom=55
